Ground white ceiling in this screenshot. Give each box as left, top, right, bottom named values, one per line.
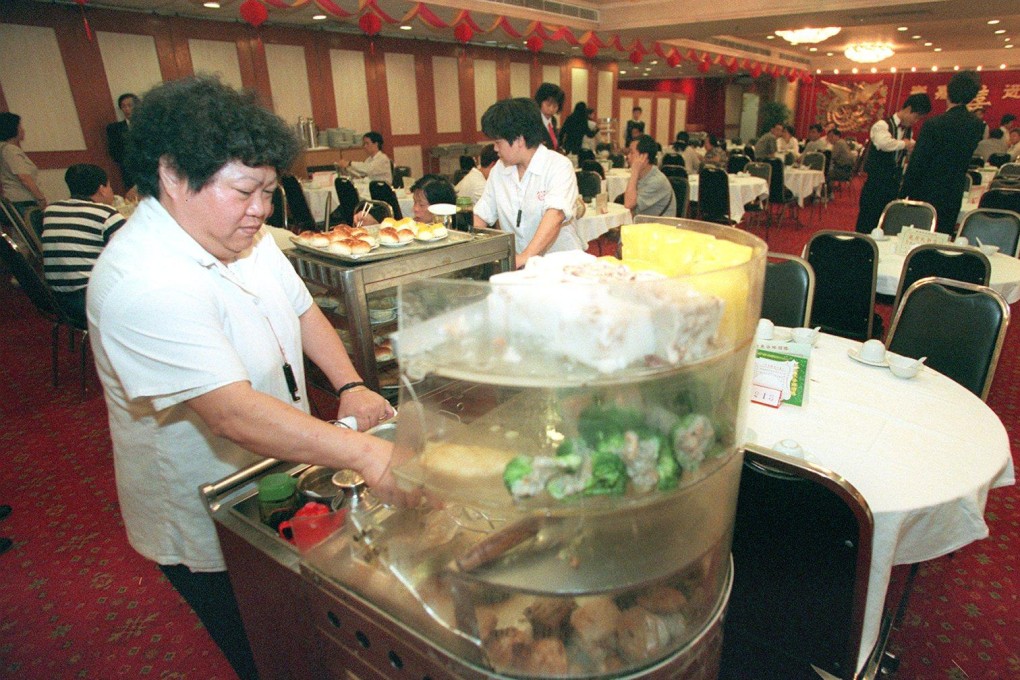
left=34, top=0, right=1020, bottom=78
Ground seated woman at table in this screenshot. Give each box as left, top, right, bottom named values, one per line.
left=0, top=112, right=48, bottom=217
left=86, top=76, right=404, bottom=680
left=702, top=134, right=729, bottom=170
left=409, top=174, right=457, bottom=222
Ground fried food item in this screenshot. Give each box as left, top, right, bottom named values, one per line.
left=307, top=232, right=330, bottom=247
left=326, top=240, right=352, bottom=255
left=483, top=627, right=532, bottom=673
left=615, top=606, right=672, bottom=663
left=570, top=596, right=621, bottom=646
left=635, top=586, right=689, bottom=615
left=526, top=638, right=569, bottom=675
left=525, top=597, right=576, bottom=639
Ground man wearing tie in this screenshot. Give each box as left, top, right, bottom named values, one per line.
left=534, top=83, right=564, bottom=151
left=854, top=93, right=932, bottom=233
left=106, top=93, right=139, bottom=192
left=900, top=72, right=985, bottom=235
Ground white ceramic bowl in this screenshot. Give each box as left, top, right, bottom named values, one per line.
left=978, top=244, right=1000, bottom=256
left=887, top=354, right=922, bottom=379
left=860, top=339, right=887, bottom=363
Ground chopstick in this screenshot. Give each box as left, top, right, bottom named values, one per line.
left=354, top=202, right=370, bottom=229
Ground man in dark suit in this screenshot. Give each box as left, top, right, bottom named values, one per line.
left=106, top=93, right=138, bottom=191
left=855, top=93, right=932, bottom=233
left=534, top=82, right=564, bottom=151
left=900, top=72, right=984, bottom=235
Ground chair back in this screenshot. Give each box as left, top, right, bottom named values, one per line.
left=727, top=153, right=750, bottom=174
left=803, top=230, right=878, bottom=340
left=877, top=198, right=938, bottom=236
left=888, top=277, right=1009, bottom=400
left=958, top=208, right=1020, bottom=257
left=762, top=253, right=815, bottom=328
left=580, top=159, right=605, bottom=179
left=577, top=149, right=596, bottom=163
left=801, top=151, right=826, bottom=172
left=609, top=153, right=626, bottom=168
left=997, top=162, right=1020, bottom=179
left=894, top=243, right=990, bottom=311
left=668, top=175, right=690, bottom=218
left=963, top=174, right=973, bottom=193
left=329, top=177, right=361, bottom=227
left=392, top=165, right=412, bottom=189
left=660, top=164, right=686, bottom=178
left=279, top=174, right=316, bottom=230
left=978, top=187, right=1020, bottom=213
left=575, top=170, right=602, bottom=201
left=988, top=152, right=1012, bottom=168
left=265, top=186, right=289, bottom=230
left=354, top=199, right=393, bottom=225
left=0, top=230, right=61, bottom=320
left=745, top=161, right=771, bottom=188
left=765, top=158, right=788, bottom=203
left=305, top=163, right=339, bottom=175
left=0, top=195, right=43, bottom=259
left=697, top=166, right=731, bottom=224
left=968, top=169, right=983, bottom=186
left=969, top=155, right=985, bottom=169
left=743, top=144, right=756, bottom=160
left=369, top=180, right=403, bottom=220
left=661, top=152, right=684, bottom=168
left=720, top=445, right=874, bottom=680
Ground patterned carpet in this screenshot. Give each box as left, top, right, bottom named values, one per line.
left=0, top=183, right=1017, bottom=679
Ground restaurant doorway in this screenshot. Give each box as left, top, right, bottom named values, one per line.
left=739, top=93, right=759, bottom=142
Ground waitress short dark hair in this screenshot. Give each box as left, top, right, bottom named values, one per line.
left=481, top=98, right=545, bottom=149
left=126, top=76, right=300, bottom=198
left=410, top=174, right=457, bottom=206
left=0, top=112, right=21, bottom=141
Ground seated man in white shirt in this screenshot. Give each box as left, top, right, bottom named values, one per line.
left=1008, top=129, right=1020, bottom=161
left=802, top=124, right=831, bottom=154
left=776, top=125, right=800, bottom=161
left=339, top=131, right=392, bottom=183
left=455, top=144, right=498, bottom=204
left=975, top=128, right=1009, bottom=161
left=473, top=98, right=583, bottom=269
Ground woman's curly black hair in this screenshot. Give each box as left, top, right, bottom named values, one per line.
left=125, top=75, right=300, bottom=198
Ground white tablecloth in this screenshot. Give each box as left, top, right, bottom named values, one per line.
left=745, top=332, right=1014, bottom=673
left=686, top=174, right=769, bottom=223
left=977, top=166, right=999, bottom=187
left=571, top=202, right=632, bottom=243
left=302, top=179, right=414, bottom=223
left=783, top=167, right=826, bottom=206
left=957, top=195, right=981, bottom=225
left=604, top=168, right=631, bottom=201
left=875, top=235, right=1020, bottom=302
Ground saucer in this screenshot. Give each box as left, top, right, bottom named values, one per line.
left=870, top=233, right=889, bottom=242
left=848, top=348, right=889, bottom=367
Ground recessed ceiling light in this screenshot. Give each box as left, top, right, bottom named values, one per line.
left=202, top=1, right=220, bottom=7
left=934, top=48, right=942, bottom=52
left=898, top=26, right=908, bottom=32
left=816, top=68, right=821, bottom=73
left=932, top=65, right=938, bottom=71
left=851, top=67, right=859, bottom=74
left=988, top=19, right=1001, bottom=25
left=891, top=66, right=897, bottom=73
left=924, top=42, right=933, bottom=46
left=954, top=65, right=959, bottom=70
left=809, top=47, right=818, bottom=52
left=1006, top=37, right=1013, bottom=42
left=1007, top=44, right=1016, bottom=49
left=977, top=65, right=983, bottom=70
left=620, top=70, right=628, bottom=75
left=767, top=35, right=775, bottom=40
left=995, top=29, right=1006, bottom=34
left=833, top=68, right=840, bottom=74
left=1001, top=63, right=1008, bottom=69
left=870, top=67, right=877, bottom=73
left=399, top=24, right=412, bottom=30
left=650, top=60, right=658, bottom=65
left=912, top=35, right=921, bottom=40
left=911, top=66, right=917, bottom=72
left=826, top=52, right=833, bottom=56
left=312, top=14, right=327, bottom=20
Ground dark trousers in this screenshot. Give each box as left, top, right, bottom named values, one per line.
left=159, top=564, right=259, bottom=680
left=855, top=174, right=899, bottom=233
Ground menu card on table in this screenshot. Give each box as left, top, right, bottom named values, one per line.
left=895, top=226, right=950, bottom=255
left=751, top=340, right=811, bottom=408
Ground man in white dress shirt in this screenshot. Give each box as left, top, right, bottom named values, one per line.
left=1008, top=129, right=1020, bottom=160
left=455, top=144, right=498, bottom=204
left=473, top=98, right=583, bottom=269
left=339, top=131, right=392, bottom=183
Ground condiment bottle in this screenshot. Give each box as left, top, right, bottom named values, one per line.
left=257, top=472, right=298, bottom=530
left=454, top=195, right=474, bottom=232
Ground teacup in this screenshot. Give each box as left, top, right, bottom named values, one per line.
left=860, top=339, right=887, bottom=363
left=756, top=318, right=775, bottom=340
left=954, top=236, right=969, bottom=246
left=791, top=327, right=820, bottom=345
left=887, top=354, right=923, bottom=379
left=870, top=227, right=885, bottom=239
left=772, top=439, right=805, bottom=458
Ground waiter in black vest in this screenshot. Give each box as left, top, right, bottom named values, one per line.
left=854, top=93, right=932, bottom=233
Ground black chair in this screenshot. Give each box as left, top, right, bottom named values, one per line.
left=0, top=229, right=91, bottom=398
left=577, top=149, right=596, bottom=164
left=668, top=175, right=690, bottom=218
left=743, top=144, right=756, bottom=161
left=744, top=161, right=772, bottom=231
left=888, top=277, right=1009, bottom=401
left=609, top=153, right=626, bottom=169
left=0, top=195, right=43, bottom=259
left=369, top=180, right=403, bottom=220
left=719, top=444, right=880, bottom=680
left=660, top=164, right=687, bottom=178
left=963, top=174, right=974, bottom=194
left=893, top=243, right=990, bottom=312
left=766, top=158, right=797, bottom=225
left=876, top=199, right=937, bottom=236
left=968, top=156, right=985, bottom=169
left=354, top=198, right=393, bottom=225
left=575, top=170, right=602, bottom=201
left=958, top=208, right=1020, bottom=257
left=265, top=186, right=288, bottom=230
left=762, top=253, right=815, bottom=328
left=661, top=152, right=684, bottom=168
left=279, top=174, right=316, bottom=231
left=978, top=187, right=1020, bottom=213
left=988, top=152, right=1012, bottom=168
left=392, top=165, right=412, bottom=189
left=968, top=169, right=983, bottom=187
left=697, top=166, right=732, bottom=225
left=727, top=153, right=750, bottom=174
left=306, top=163, right=339, bottom=175
left=580, top=159, right=605, bottom=179
left=329, top=176, right=361, bottom=227
left=996, top=162, right=1020, bottom=179
left=804, top=230, right=878, bottom=341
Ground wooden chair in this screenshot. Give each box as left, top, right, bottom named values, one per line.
left=893, top=243, right=990, bottom=312
left=762, top=253, right=815, bottom=328
left=876, top=199, right=937, bottom=236
left=958, top=208, right=1020, bottom=257
left=803, top=230, right=878, bottom=341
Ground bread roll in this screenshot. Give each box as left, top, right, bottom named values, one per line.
left=397, top=228, right=415, bottom=243
left=308, top=233, right=330, bottom=248
left=374, top=345, right=394, bottom=361
left=432, top=226, right=448, bottom=238
left=326, top=240, right=352, bottom=255
left=417, top=225, right=435, bottom=240
left=294, top=230, right=316, bottom=245
left=349, top=238, right=372, bottom=254
left=379, top=227, right=399, bottom=244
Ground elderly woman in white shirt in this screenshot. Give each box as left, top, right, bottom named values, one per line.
left=339, top=131, right=393, bottom=183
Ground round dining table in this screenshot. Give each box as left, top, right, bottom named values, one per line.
left=570, top=202, right=632, bottom=243
left=783, top=166, right=826, bottom=206
left=875, top=235, right=1020, bottom=303
left=686, top=173, right=769, bottom=223
left=744, top=331, right=1014, bottom=674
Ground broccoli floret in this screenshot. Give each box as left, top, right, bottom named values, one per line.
left=503, top=456, right=534, bottom=496
left=578, top=404, right=645, bottom=447
left=656, top=447, right=681, bottom=491
left=585, top=449, right=628, bottom=495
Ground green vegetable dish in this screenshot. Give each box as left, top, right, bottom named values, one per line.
left=503, top=404, right=719, bottom=502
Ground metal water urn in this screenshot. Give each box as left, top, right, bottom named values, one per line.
left=297, top=117, right=318, bottom=149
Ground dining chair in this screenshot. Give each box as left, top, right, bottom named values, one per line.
left=996, top=162, right=1020, bottom=179
left=697, top=166, right=732, bottom=225
left=331, top=176, right=361, bottom=227
left=893, top=243, right=990, bottom=312
left=761, top=253, right=815, bottom=328
left=577, top=149, right=596, bottom=164
left=609, top=153, right=626, bottom=169
left=369, top=180, right=403, bottom=220
left=887, top=277, right=1009, bottom=401
left=727, top=153, right=750, bottom=174
left=719, top=444, right=885, bottom=680
left=660, top=164, right=687, bottom=178
left=668, top=175, right=690, bottom=218
left=968, top=155, right=985, bottom=169
left=580, top=159, right=605, bottom=179
left=766, top=158, right=797, bottom=226
left=800, top=151, right=826, bottom=172
left=392, top=165, right=412, bottom=189
left=988, top=152, right=1012, bottom=168
left=0, top=229, right=91, bottom=399
left=354, top=198, right=393, bottom=225
left=803, top=230, right=879, bottom=341
left=575, top=170, right=601, bottom=201
left=963, top=173, right=973, bottom=194
left=958, top=208, right=1020, bottom=257
left=743, top=144, right=756, bottom=161
left=661, top=152, right=684, bottom=168
left=978, top=187, right=1020, bottom=213
left=279, top=174, right=317, bottom=231
left=0, top=195, right=43, bottom=259
left=306, top=163, right=339, bottom=175
left=265, top=186, right=289, bottom=230
left=876, top=199, right=937, bottom=236
left=967, top=169, right=983, bottom=187
left=744, top=161, right=772, bottom=232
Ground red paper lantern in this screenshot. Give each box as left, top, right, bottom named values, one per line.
left=359, top=12, right=381, bottom=37
left=788, top=72, right=799, bottom=83
left=239, top=0, right=268, bottom=28
left=727, top=59, right=739, bottom=74
left=698, top=58, right=711, bottom=74
left=526, top=35, right=543, bottom=53
left=629, top=49, right=643, bottom=65
left=453, top=22, right=473, bottom=44
left=667, top=53, right=681, bottom=68
left=582, top=41, right=598, bottom=59
left=751, top=65, right=762, bottom=79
